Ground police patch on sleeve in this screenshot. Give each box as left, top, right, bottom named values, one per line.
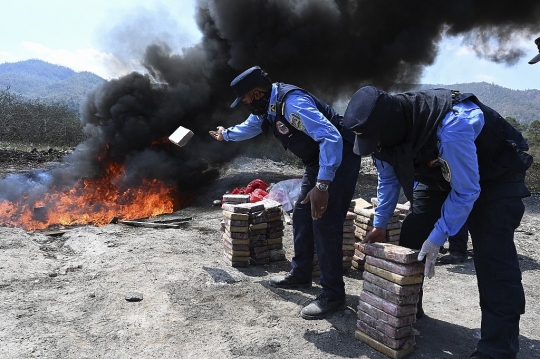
left=289, top=112, right=306, bottom=131
left=438, top=157, right=452, bottom=182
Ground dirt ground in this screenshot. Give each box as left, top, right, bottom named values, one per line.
left=1, top=153, right=539, bottom=359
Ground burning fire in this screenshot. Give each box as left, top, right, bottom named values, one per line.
left=0, top=159, right=193, bottom=231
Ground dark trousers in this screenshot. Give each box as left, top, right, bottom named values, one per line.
left=291, top=141, right=360, bottom=300
left=400, top=178, right=525, bottom=359
left=448, top=224, right=468, bottom=254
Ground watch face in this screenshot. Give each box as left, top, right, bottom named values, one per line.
left=316, top=182, right=328, bottom=191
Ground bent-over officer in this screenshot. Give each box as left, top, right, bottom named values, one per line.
left=343, top=86, right=532, bottom=359
left=210, top=66, right=361, bottom=319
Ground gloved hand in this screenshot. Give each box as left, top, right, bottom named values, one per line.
left=417, top=239, right=440, bottom=279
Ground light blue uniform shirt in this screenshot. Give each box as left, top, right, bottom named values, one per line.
left=222, top=83, right=343, bottom=181
left=374, top=100, right=484, bottom=246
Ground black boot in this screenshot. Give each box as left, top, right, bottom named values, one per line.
left=300, top=294, right=346, bottom=320
left=269, top=273, right=311, bottom=288
left=469, top=351, right=495, bottom=358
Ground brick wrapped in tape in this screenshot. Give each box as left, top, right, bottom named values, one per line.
left=223, top=245, right=249, bottom=257
left=363, top=271, right=422, bottom=296
left=223, top=255, right=249, bottom=267
left=222, top=233, right=249, bottom=246
left=356, top=320, right=415, bottom=349
left=354, top=329, right=414, bottom=359
left=357, top=310, right=413, bottom=339
left=365, top=263, right=423, bottom=285
left=357, top=299, right=417, bottom=328
left=222, top=218, right=249, bottom=227
left=363, top=281, right=419, bottom=306
left=222, top=210, right=249, bottom=220
left=222, top=194, right=250, bottom=203
left=364, top=243, right=420, bottom=264
left=223, top=229, right=249, bottom=239
left=222, top=239, right=249, bottom=253
left=366, top=256, right=424, bottom=276
left=359, top=290, right=417, bottom=317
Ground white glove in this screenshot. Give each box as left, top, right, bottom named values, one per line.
left=418, top=239, right=440, bottom=279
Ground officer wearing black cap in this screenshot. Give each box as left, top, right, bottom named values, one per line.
left=210, top=66, right=361, bottom=319
left=343, top=86, right=532, bottom=359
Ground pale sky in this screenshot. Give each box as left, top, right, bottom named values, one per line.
left=1, top=0, right=539, bottom=90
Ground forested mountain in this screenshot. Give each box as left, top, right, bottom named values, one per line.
left=412, top=82, right=540, bottom=125
left=0, top=59, right=104, bottom=111
left=1, top=59, right=539, bottom=124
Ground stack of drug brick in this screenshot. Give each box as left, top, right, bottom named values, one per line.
left=354, top=207, right=402, bottom=245
left=261, top=199, right=286, bottom=262
left=342, top=211, right=357, bottom=272
left=371, top=198, right=410, bottom=222
left=350, top=198, right=372, bottom=271
left=352, top=206, right=402, bottom=271
left=356, top=242, right=424, bottom=359
left=221, top=195, right=287, bottom=267
left=221, top=194, right=255, bottom=267
left=248, top=202, right=270, bottom=265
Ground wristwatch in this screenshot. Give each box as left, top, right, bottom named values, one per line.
left=315, top=181, right=329, bottom=192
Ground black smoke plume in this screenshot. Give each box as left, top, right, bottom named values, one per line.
left=2, top=0, right=540, bottom=227
left=81, top=0, right=540, bottom=186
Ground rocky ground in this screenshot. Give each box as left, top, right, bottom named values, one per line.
left=0, top=153, right=539, bottom=359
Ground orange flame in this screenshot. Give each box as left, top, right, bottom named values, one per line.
left=0, top=160, right=193, bottom=231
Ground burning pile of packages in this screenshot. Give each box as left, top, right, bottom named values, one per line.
left=221, top=194, right=285, bottom=267
left=355, top=242, right=423, bottom=358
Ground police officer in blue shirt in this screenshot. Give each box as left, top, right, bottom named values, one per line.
left=343, top=86, right=532, bottom=359
left=210, top=66, right=361, bottom=319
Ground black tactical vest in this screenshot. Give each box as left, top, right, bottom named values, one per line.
left=375, top=90, right=532, bottom=201
left=262, top=83, right=355, bottom=167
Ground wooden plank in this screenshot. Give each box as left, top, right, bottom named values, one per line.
left=118, top=220, right=184, bottom=229
left=40, top=229, right=70, bottom=236
left=152, top=217, right=192, bottom=224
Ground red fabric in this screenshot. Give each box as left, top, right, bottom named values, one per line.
left=228, top=179, right=270, bottom=202
left=249, top=188, right=268, bottom=203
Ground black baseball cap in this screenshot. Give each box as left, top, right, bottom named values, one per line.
left=343, top=86, right=385, bottom=156
left=230, top=66, right=267, bottom=108
left=529, top=37, right=540, bottom=64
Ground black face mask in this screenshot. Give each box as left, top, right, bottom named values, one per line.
left=377, top=94, right=409, bottom=148
left=245, top=91, right=270, bottom=116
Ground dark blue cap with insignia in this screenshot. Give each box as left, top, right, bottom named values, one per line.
left=230, top=66, right=267, bottom=108
left=529, top=36, right=540, bottom=64
left=343, top=86, right=386, bottom=156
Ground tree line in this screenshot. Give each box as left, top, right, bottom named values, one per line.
left=0, top=86, right=538, bottom=191
left=0, top=87, right=87, bottom=147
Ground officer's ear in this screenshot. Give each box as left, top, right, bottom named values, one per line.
left=253, top=89, right=266, bottom=100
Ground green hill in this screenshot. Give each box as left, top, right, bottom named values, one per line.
left=0, top=59, right=104, bottom=111
left=411, top=82, right=540, bottom=125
